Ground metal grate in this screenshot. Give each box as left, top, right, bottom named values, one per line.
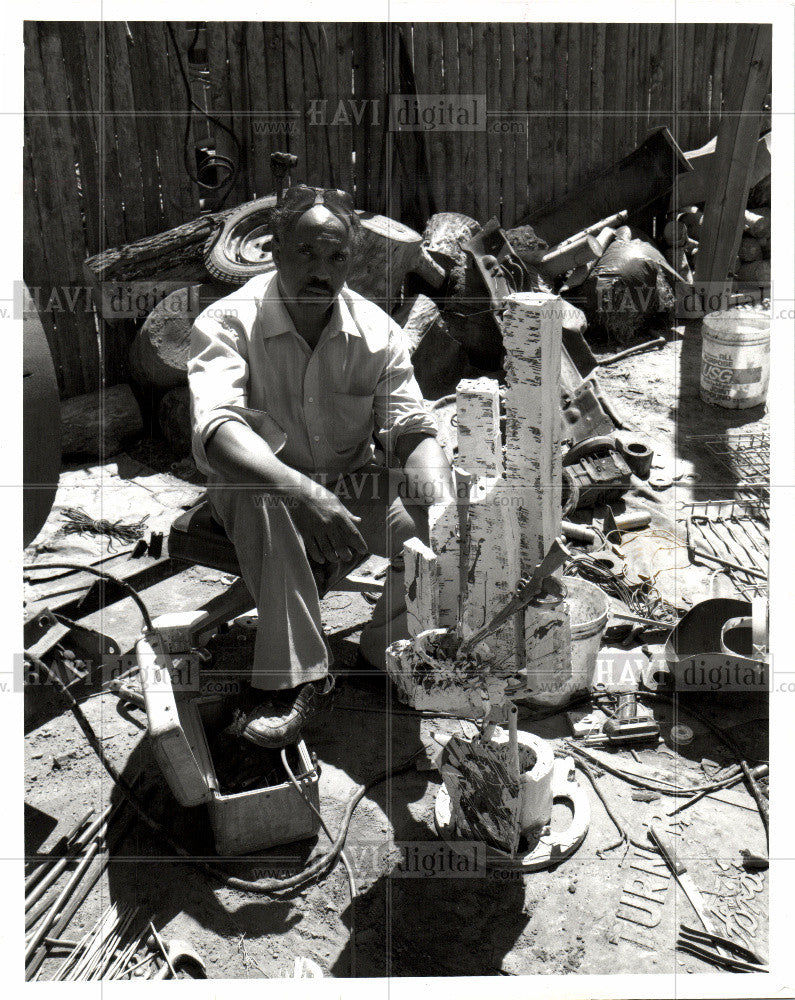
left=683, top=498, right=769, bottom=600
left=687, top=431, right=769, bottom=503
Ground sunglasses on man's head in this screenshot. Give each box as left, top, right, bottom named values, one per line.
left=281, top=184, right=356, bottom=217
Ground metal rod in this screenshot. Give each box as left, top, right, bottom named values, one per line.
left=740, top=759, right=769, bottom=844
left=25, top=834, right=105, bottom=965
left=25, top=803, right=112, bottom=912
left=108, top=923, right=148, bottom=980
left=25, top=808, right=94, bottom=894
left=149, top=921, right=176, bottom=978
left=65, top=904, right=118, bottom=981
left=97, top=907, right=139, bottom=980
left=53, top=902, right=112, bottom=980
left=507, top=705, right=521, bottom=786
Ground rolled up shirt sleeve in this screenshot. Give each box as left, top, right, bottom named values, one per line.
left=188, top=313, right=253, bottom=475
left=374, top=324, right=439, bottom=454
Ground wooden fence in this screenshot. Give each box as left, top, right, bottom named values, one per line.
left=23, top=21, right=766, bottom=398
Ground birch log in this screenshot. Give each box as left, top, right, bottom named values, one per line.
left=455, top=377, right=503, bottom=478
left=404, top=537, right=439, bottom=638
left=501, top=293, right=570, bottom=701
left=501, top=293, right=564, bottom=569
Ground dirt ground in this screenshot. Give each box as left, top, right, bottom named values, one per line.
left=24, top=319, right=769, bottom=980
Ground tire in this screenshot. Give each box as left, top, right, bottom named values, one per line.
left=203, top=198, right=278, bottom=286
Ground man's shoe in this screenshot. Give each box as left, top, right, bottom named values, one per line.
left=240, top=677, right=333, bottom=749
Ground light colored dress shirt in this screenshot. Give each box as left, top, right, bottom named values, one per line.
left=188, top=271, right=438, bottom=480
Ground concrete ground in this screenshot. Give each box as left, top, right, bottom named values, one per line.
left=24, top=320, right=769, bottom=980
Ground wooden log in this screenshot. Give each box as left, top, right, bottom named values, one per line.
left=129, top=286, right=202, bottom=388
left=422, top=212, right=481, bottom=271
left=735, top=259, right=770, bottom=283
left=501, top=293, right=563, bottom=571
left=404, top=302, right=475, bottom=400
left=129, top=284, right=228, bottom=388
left=462, top=476, right=522, bottom=668
left=158, top=386, right=192, bottom=457
left=744, top=208, right=770, bottom=240
left=83, top=200, right=263, bottom=320
left=403, top=537, right=439, bottom=638
left=455, top=377, right=503, bottom=478
left=428, top=499, right=459, bottom=629
left=86, top=198, right=435, bottom=321
left=352, top=214, right=440, bottom=306
left=738, top=236, right=763, bottom=263
left=694, top=26, right=771, bottom=307
left=60, top=384, right=143, bottom=460
left=538, top=235, right=600, bottom=278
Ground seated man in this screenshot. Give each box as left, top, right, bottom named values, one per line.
left=188, top=185, right=454, bottom=749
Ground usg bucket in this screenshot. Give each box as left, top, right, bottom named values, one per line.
left=700, top=309, right=770, bottom=409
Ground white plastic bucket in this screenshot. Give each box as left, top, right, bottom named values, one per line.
left=523, top=575, right=609, bottom=708
left=700, top=309, right=770, bottom=409
left=566, top=575, right=610, bottom=691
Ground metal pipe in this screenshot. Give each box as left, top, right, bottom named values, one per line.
left=25, top=834, right=105, bottom=964
left=25, top=803, right=113, bottom=911
left=740, top=759, right=769, bottom=844
left=25, top=808, right=94, bottom=894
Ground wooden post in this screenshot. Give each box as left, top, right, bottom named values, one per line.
left=403, top=537, right=439, bottom=638
left=693, top=26, right=772, bottom=312
left=455, top=378, right=503, bottom=478
left=501, top=293, right=564, bottom=571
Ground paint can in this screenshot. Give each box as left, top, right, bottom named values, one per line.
left=700, top=309, right=770, bottom=409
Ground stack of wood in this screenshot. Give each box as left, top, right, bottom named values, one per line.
left=663, top=196, right=771, bottom=289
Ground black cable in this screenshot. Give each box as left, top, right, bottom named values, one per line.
left=165, top=21, right=241, bottom=204
left=23, top=562, right=153, bottom=630
left=32, top=651, right=420, bottom=897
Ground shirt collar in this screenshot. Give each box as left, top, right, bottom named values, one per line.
left=258, top=273, right=361, bottom=341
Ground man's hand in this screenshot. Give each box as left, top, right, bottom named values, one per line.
left=292, top=485, right=369, bottom=565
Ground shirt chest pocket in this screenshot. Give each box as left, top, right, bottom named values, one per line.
left=331, top=392, right=374, bottom=453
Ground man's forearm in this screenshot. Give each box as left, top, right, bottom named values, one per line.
left=395, top=433, right=455, bottom=505
left=205, top=420, right=314, bottom=501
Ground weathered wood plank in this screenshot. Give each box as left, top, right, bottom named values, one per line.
left=694, top=25, right=772, bottom=306
left=589, top=24, right=606, bottom=175
left=484, top=23, right=501, bottom=220
left=442, top=22, right=461, bottom=215
left=334, top=23, right=355, bottom=194
left=457, top=22, right=476, bottom=219
left=57, top=21, right=101, bottom=254
left=512, top=23, right=530, bottom=222
left=162, top=20, right=200, bottom=222
left=404, top=537, right=439, bottom=638
left=539, top=23, right=555, bottom=209
left=226, top=20, right=251, bottom=205
left=125, top=22, right=166, bottom=234
left=244, top=22, right=270, bottom=199
left=471, top=23, right=489, bottom=221
left=281, top=22, right=307, bottom=192
left=23, top=131, right=64, bottom=393
left=25, top=23, right=94, bottom=397
left=363, top=22, right=387, bottom=213
left=577, top=22, right=593, bottom=183
left=566, top=23, right=581, bottom=201
left=710, top=23, right=727, bottom=137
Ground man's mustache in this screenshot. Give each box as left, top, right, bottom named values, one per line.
left=303, top=280, right=333, bottom=294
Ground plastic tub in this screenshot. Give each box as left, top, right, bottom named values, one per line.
left=700, top=309, right=770, bottom=409
left=523, top=575, right=609, bottom=707
left=566, top=575, right=610, bottom=691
